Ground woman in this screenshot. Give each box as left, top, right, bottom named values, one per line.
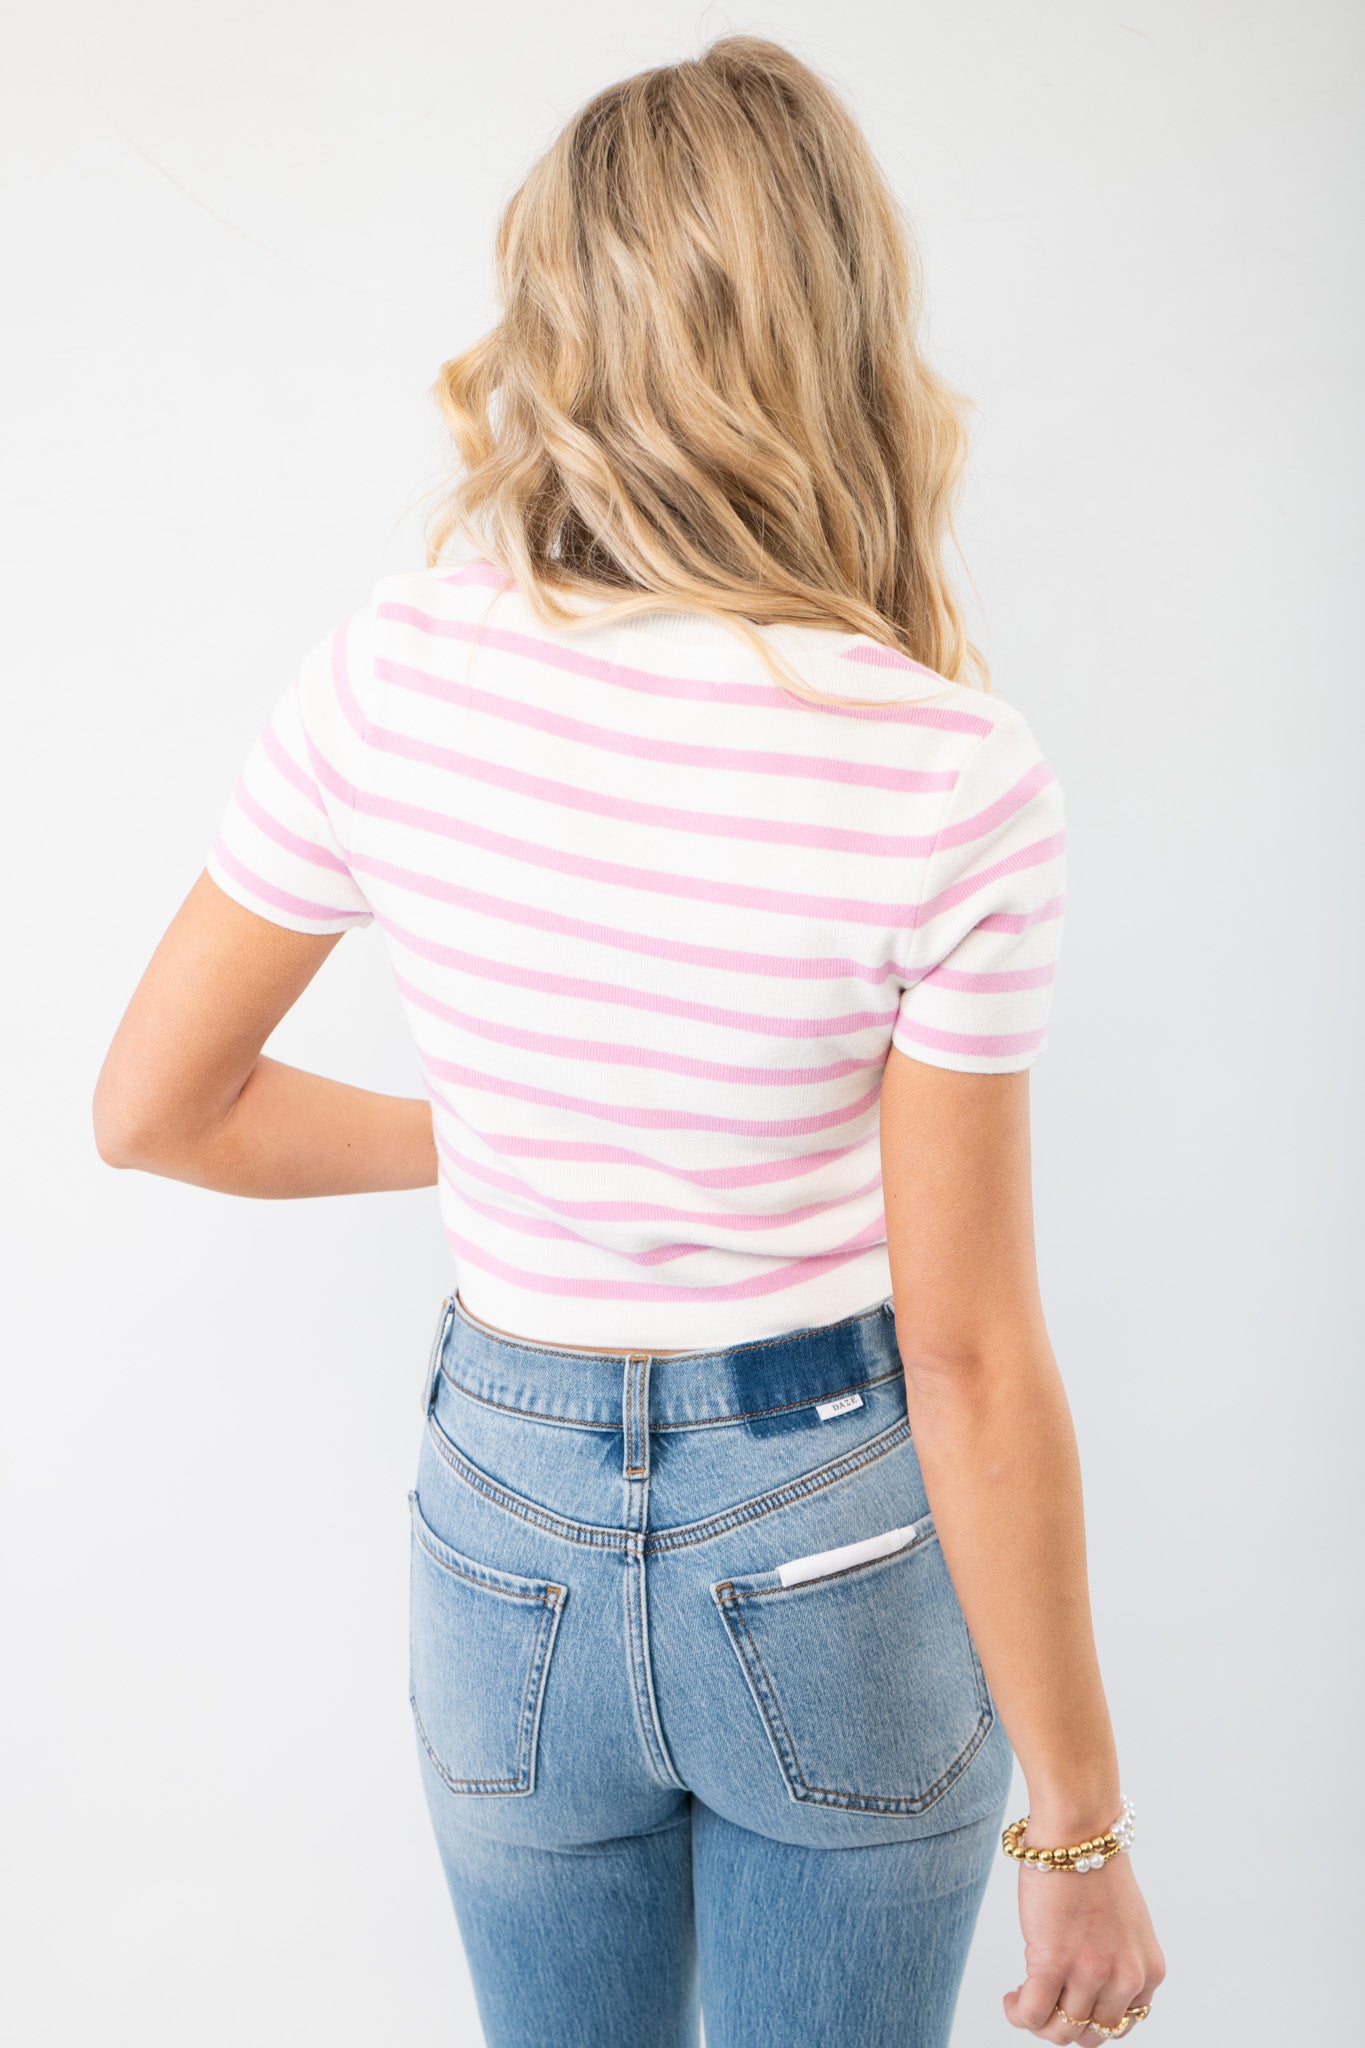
left=93, top=35, right=1166, bottom=2048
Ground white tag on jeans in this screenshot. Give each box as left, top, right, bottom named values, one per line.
left=776, top=1515, right=934, bottom=1589
left=814, top=1391, right=864, bottom=1421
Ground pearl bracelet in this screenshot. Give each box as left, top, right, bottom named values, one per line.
left=1001, top=1793, right=1136, bottom=1873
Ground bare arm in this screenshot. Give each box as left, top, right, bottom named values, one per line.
left=93, top=871, right=436, bottom=1196
left=880, top=1047, right=1164, bottom=2042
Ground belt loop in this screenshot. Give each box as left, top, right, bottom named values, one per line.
left=623, top=1354, right=650, bottom=1478
left=421, top=1294, right=456, bottom=1415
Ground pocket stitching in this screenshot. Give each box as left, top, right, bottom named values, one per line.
left=409, top=1581, right=562, bottom=1796
left=712, top=1535, right=994, bottom=1815
left=409, top=1489, right=567, bottom=1603
left=408, top=1494, right=567, bottom=1797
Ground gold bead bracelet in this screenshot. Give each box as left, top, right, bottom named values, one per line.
left=1001, top=1793, right=1136, bottom=1873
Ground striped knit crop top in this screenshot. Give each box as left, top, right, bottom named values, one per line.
left=207, top=560, right=1066, bottom=1351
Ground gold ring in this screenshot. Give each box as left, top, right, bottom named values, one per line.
left=1055, top=2000, right=1152, bottom=2038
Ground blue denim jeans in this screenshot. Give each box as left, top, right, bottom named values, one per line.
left=409, top=1292, right=1014, bottom=2048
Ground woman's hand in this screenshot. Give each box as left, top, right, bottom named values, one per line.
left=1003, top=1853, right=1166, bottom=2041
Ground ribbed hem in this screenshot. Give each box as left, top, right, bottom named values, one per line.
left=448, top=1243, right=896, bottom=1355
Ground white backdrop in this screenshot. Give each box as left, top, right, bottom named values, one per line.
left=3, top=4, right=1360, bottom=2042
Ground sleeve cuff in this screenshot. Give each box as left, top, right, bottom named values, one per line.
left=205, top=845, right=373, bottom=936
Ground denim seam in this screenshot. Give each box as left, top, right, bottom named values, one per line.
left=713, top=1590, right=994, bottom=1814
left=436, top=1360, right=904, bottom=1434
left=411, top=1511, right=565, bottom=1603
left=513, top=1594, right=563, bottom=1794
left=623, top=1566, right=650, bottom=1766
left=645, top=1417, right=914, bottom=1554
left=625, top=1545, right=683, bottom=1789
left=620, top=1354, right=684, bottom=1790
left=425, top=1413, right=630, bottom=1549
left=424, top=1407, right=913, bottom=1553
left=423, top=1296, right=456, bottom=1415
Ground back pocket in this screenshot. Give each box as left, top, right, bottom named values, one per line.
left=408, top=1490, right=566, bottom=1796
left=711, top=1514, right=993, bottom=1815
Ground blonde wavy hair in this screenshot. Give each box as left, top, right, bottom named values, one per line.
left=421, top=35, right=988, bottom=703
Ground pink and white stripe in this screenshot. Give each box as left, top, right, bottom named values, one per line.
left=206, top=562, right=1065, bottom=1349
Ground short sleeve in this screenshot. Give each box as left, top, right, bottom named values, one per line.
left=892, top=707, right=1066, bottom=1073
left=205, top=602, right=378, bottom=935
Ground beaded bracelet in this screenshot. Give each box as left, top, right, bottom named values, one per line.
left=1002, top=1793, right=1136, bottom=1872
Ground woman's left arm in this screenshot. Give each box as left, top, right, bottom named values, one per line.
left=93, top=871, right=437, bottom=1197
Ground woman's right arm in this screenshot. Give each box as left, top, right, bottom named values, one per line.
left=880, top=1047, right=1165, bottom=2043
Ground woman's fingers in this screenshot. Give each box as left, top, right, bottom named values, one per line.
left=1037, top=2006, right=1101, bottom=2043
left=1077, top=1956, right=1167, bottom=2039
left=1005, top=1975, right=1158, bottom=2042
left=1002, top=1963, right=1066, bottom=2034
left=1003, top=1958, right=1121, bottom=2040
left=1084, top=1961, right=1154, bottom=2036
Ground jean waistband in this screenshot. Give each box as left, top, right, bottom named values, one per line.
left=430, top=1292, right=903, bottom=1431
